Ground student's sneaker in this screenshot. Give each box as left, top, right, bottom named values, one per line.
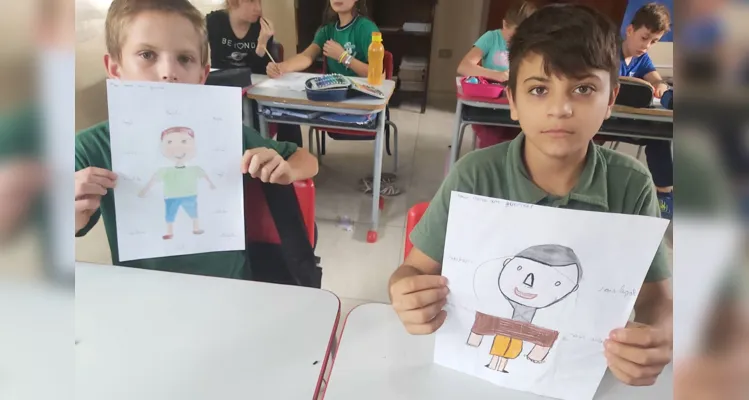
left=657, top=191, right=673, bottom=220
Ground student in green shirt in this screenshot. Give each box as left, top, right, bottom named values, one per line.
left=75, top=0, right=318, bottom=279
left=388, top=4, right=673, bottom=387
left=267, top=0, right=379, bottom=78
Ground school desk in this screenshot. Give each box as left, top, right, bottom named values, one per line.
left=322, top=303, right=673, bottom=400
left=449, top=77, right=674, bottom=168
left=75, top=262, right=340, bottom=400
left=246, top=74, right=397, bottom=243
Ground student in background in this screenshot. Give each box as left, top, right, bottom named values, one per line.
left=206, top=0, right=303, bottom=147
left=267, top=0, right=379, bottom=78
left=456, top=0, right=537, bottom=148
left=389, top=4, right=673, bottom=387
left=619, top=2, right=673, bottom=220
left=75, top=0, right=318, bottom=279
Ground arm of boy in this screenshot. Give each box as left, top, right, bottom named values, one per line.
left=138, top=172, right=160, bottom=197
left=457, top=47, right=509, bottom=82
left=198, top=167, right=216, bottom=189
left=643, top=70, right=669, bottom=98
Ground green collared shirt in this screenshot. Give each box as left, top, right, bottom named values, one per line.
left=411, top=134, right=671, bottom=283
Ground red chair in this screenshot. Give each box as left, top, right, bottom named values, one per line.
left=244, top=178, right=316, bottom=248
left=308, top=51, right=399, bottom=174
left=404, top=202, right=430, bottom=261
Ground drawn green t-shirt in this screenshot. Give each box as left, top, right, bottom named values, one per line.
left=157, top=166, right=205, bottom=198
left=313, top=16, right=379, bottom=76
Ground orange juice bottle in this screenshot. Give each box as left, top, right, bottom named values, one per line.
left=368, top=32, right=384, bottom=86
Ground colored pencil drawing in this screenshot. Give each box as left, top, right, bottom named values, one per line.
left=466, top=244, right=582, bottom=373
left=138, top=126, right=216, bottom=240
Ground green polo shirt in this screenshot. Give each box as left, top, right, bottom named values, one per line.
left=75, top=121, right=298, bottom=279
left=411, top=134, right=671, bottom=283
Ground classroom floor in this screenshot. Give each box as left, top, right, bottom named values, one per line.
left=74, top=100, right=669, bottom=330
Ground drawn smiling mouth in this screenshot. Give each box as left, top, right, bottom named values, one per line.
left=514, top=287, right=537, bottom=299
left=174, top=153, right=186, bottom=159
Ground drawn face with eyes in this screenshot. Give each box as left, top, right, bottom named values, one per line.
left=498, top=256, right=579, bottom=309
left=160, top=130, right=196, bottom=164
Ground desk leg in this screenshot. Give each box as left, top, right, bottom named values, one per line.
left=243, top=97, right=252, bottom=128
left=368, top=111, right=386, bottom=243
left=259, top=113, right=269, bottom=139
left=449, top=100, right=464, bottom=169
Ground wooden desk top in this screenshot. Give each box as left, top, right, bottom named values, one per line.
left=247, top=73, right=396, bottom=112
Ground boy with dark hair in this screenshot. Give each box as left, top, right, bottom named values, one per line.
left=75, top=0, right=318, bottom=279
left=619, top=2, right=674, bottom=220
left=389, top=4, right=672, bottom=387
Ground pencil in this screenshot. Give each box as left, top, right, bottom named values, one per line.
left=261, top=17, right=277, bottom=65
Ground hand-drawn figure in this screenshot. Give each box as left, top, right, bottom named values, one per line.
left=138, top=127, right=216, bottom=240
left=467, top=244, right=582, bottom=373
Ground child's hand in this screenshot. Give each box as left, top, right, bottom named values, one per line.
left=604, top=321, right=672, bottom=386
left=323, top=40, right=346, bottom=62
left=390, top=275, right=449, bottom=335
left=267, top=62, right=285, bottom=78
left=241, top=148, right=294, bottom=185
left=259, top=17, right=275, bottom=44
left=654, top=83, right=669, bottom=99
left=75, top=167, right=117, bottom=232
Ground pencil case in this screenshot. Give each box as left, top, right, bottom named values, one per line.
left=460, top=76, right=505, bottom=99
left=305, top=74, right=352, bottom=102
left=660, top=89, right=673, bottom=110
left=616, top=79, right=654, bottom=108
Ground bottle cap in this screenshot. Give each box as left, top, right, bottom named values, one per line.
left=372, top=32, right=383, bottom=42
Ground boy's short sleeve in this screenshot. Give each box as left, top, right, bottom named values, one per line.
left=410, top=162, right=474, bottom=264
left=313, top=25, right=329, bottom=49
left=635, top=53, right=657, bottom=79
left=74, top=135, right=101, bottom=237
left=242, top=126, right=298, bottom=159
left=635, top=184, right=672, bottom=282
left=473, top=31, right=496, bottom=56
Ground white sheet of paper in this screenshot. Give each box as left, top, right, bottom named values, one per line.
left=434, top=192, right=669, bottom=400
left=107, top=80, right=245, bottom=262
left=255, top=72, right=310, bottom=91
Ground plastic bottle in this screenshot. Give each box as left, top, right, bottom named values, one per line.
left=368, top=32, right=384, bottom=86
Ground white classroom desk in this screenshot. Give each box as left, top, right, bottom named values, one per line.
left=246, top=74, right=397, bottom=243
left=323, top=303, right=673, bottom=400
left=75, top=262, right=340, bottom=400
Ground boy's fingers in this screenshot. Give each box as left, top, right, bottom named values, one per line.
left=75, top=195, right=101, bottom=212
left=610, top=323, right=669, bottom=348
left=86, top=167, right=118, bottom=181
left=405, top=310, right=447, bottom=335
left=604, top=339, right=671, bottom=366
left=248, top=150, right=275, bottom=177
left=76, top=182, right=107, bottom=197
left=606, top=353, right=659, bottom=386
left=268, top=160, right=289, bottom=184
left=399, top=298, right=447, bottom=324
left=394, top=287, right=449, bottom=311
left=392, top=275, right=448, bottom=296
left=259, top=156, right=281, bottom=182
left=85, top=174, right=117, bottom=189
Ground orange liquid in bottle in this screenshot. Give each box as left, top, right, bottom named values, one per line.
left=368, top=32, right=384, bottom=86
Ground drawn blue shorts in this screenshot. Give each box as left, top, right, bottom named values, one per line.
left=164, top=196, right=198, bottom=223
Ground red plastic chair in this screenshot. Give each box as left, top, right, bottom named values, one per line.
left=404, top=202, right=430, bottom=261
left=309, top=51, right=399, bottom=173
left=244, top=178, right=316, bottom=248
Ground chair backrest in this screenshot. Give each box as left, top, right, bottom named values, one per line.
left=244, top=178, right=316, bottom=248
left=404, top=202, right=430, bottom=260
left=322, top=50, right=394, bottom=80
left=276, top=42, right=285, bottom=62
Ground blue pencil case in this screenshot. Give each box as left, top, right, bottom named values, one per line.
left=305, top=74, right=387, bottom=102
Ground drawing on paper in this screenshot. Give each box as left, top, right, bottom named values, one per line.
left=138, top=126, right=216, bottom=240
left=466, top=244, right=582, bottom=373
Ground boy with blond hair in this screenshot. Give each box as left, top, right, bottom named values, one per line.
left=75, top=0, right=318, bottom=279
left=390, top=4, right=673, bottom=387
